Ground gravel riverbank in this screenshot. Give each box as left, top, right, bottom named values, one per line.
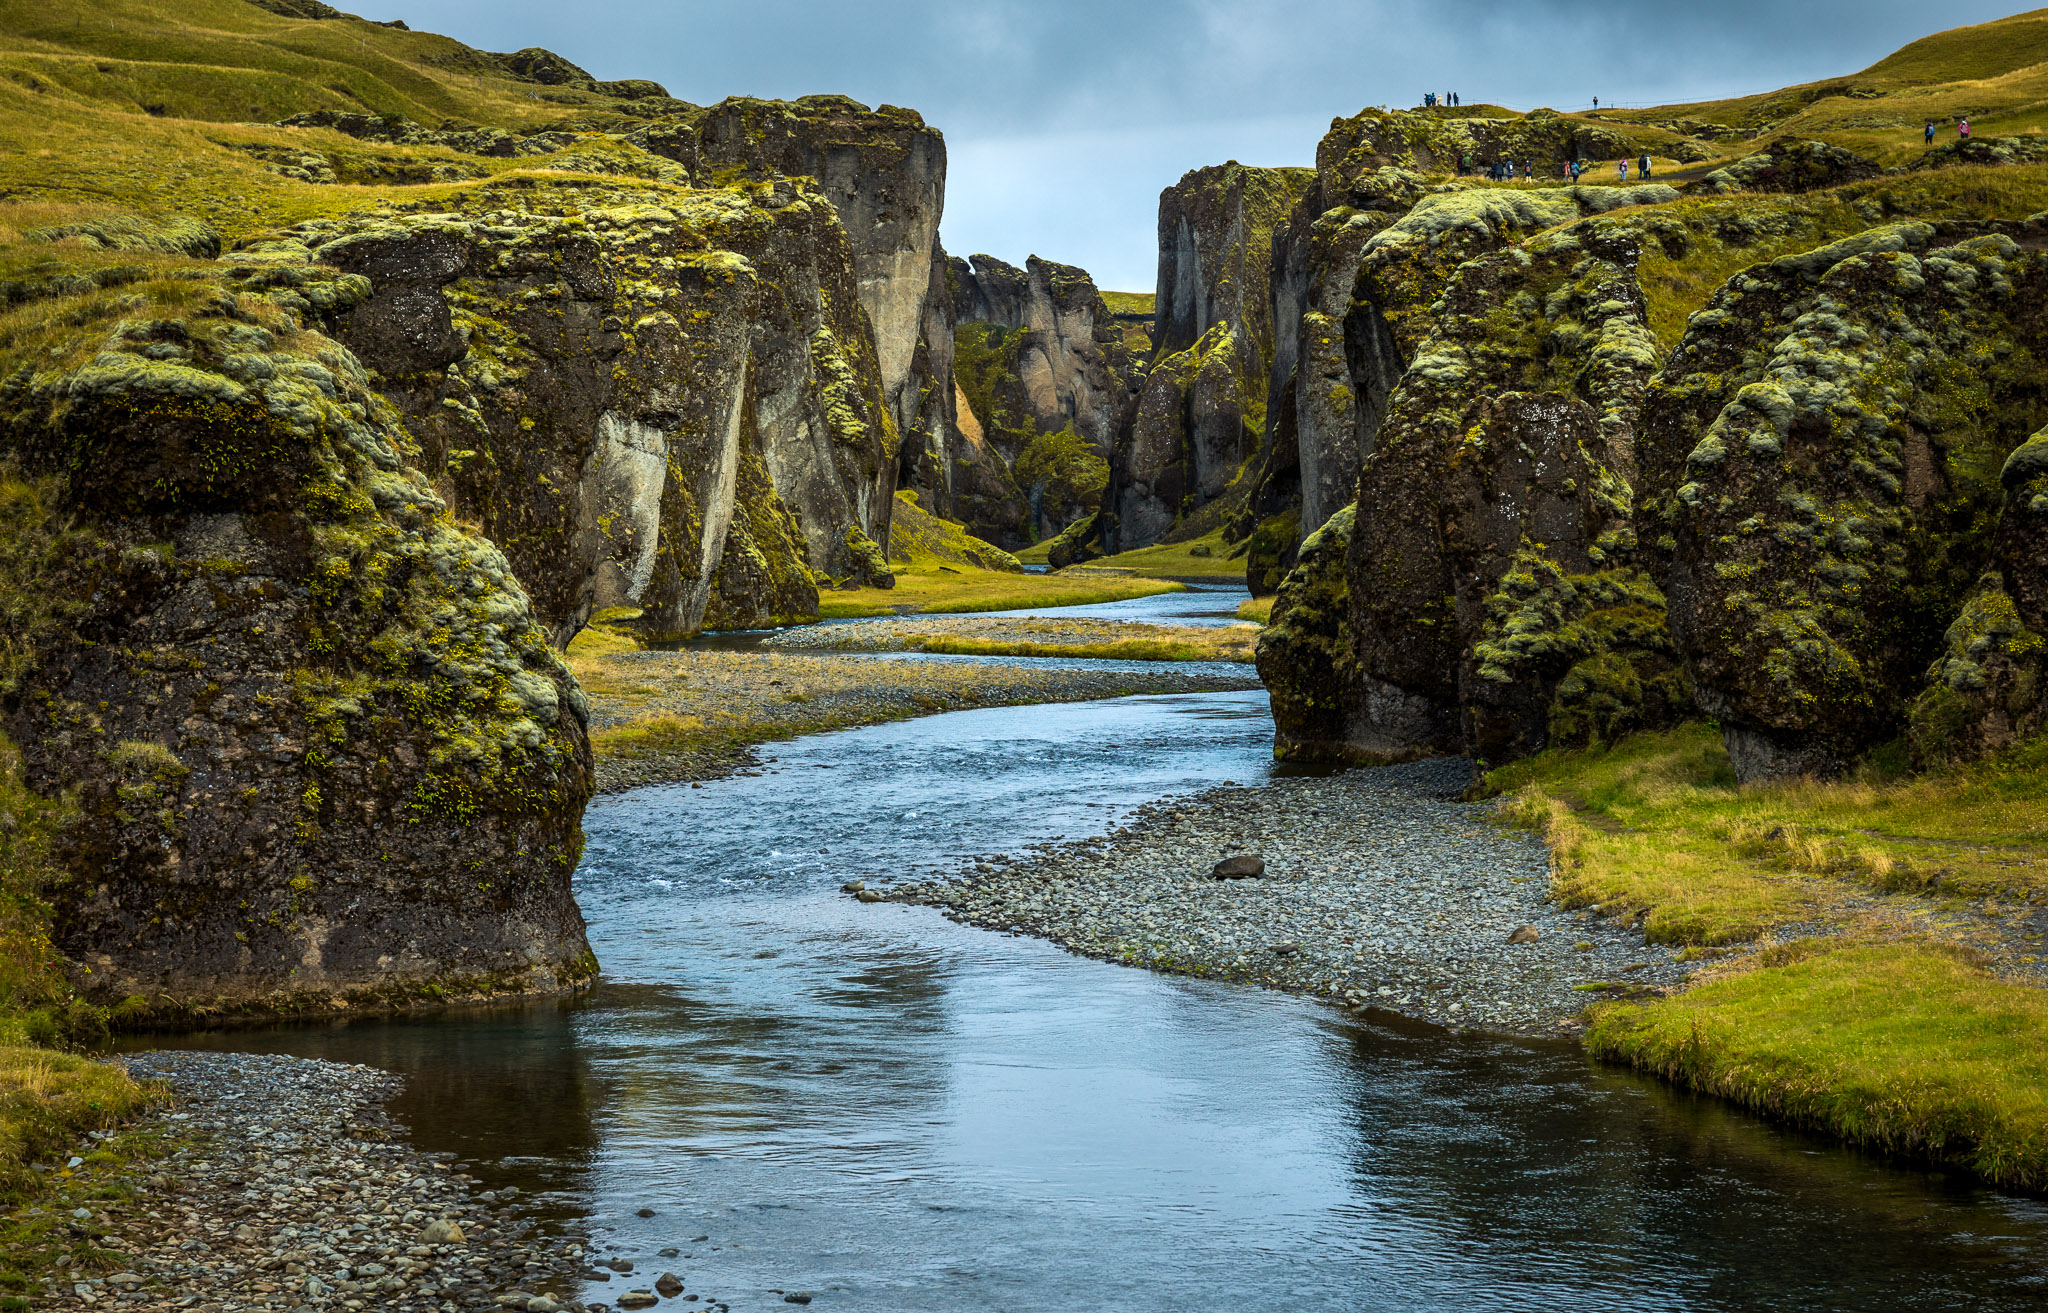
left=889, top=759, right=1697, bottom=1036
left=579, top=649, right=1260, bottom=793
left=34, top=1052, right=600, bottom=1313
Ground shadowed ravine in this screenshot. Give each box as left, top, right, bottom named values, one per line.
left=137, top=689, right=2048, bottom=1311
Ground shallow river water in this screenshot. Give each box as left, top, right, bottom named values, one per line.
left=146, top=688, right=2048, bottom=1311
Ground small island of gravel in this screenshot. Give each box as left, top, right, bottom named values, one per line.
left=890, top=759, right=1692, bottom=1035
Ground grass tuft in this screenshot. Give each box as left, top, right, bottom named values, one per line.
left=1588, top=940, right=2048, bottom=1188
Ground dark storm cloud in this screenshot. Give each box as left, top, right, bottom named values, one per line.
left=385, top=1, right=2025, bottom=287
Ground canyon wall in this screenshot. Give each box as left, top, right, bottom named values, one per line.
left=1252, top=103, right=2048, bottom=782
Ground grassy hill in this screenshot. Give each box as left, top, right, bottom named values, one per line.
left=0, top=0, right=694, bottom=239
left=1600, top=7, right=2048, bottom=164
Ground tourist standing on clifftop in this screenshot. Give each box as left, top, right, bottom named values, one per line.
left=1638, top=153, right=1652, bottom=179
left=1618, top=159, right=1629, bottom=181
left=1961, top=118, right=1972, bottom=139
left=1926, top=121, right=1937, bottom=146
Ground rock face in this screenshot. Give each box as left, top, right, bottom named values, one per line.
left=297, top=175, right=897, bottom=643
left=1152, top=163, right=1313, bottom=381
left=1910, top=425, right=2048, bottom=764
left=1249, top=107, right=1682, bottom=580
left=0, top=242, right=594, bottom=1017
left=1113, top=164, right=1312, bottom=549
left=949, top=254, right=1136, bottom=543
left=1260, top=220, right=1681, bottom=763
left=1638, top=222, right=2048, bottom=779
left=952, top=254, right=1135, bottom=456
left=685, top=96, right=947, bottom=441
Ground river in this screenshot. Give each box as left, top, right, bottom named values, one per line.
left=137, top=596, right=2048, bottom=1311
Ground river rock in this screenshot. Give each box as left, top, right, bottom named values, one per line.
left=618, top=1291, right=659, bottom=1309
left=1508, top=926, right=1540, bottom=945
left=785, top=1294, right=814, bottom=1305
left=657, top=1272, right=685, bottom=1296
left=1211, top=855, right=1266, bottom=879
left=856, top=889, right=885, bottom=903
left=420, top=1218, right=465, bottom=1245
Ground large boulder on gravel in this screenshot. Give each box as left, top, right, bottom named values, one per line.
left=1637, top=221, right=2048, bottom=779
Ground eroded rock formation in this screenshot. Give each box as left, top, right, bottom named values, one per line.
left=0, top=239, right=593, bottom=1018
left=1637, top=222, right=2048, bottom=778
left=1112, top=163, right=1312, bottom=549
left=288, top=176, right=897, bottom=643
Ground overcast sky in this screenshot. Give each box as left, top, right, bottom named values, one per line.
left=386, top=0, right=2027, bottom=290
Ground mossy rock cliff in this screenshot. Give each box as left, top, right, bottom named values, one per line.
left=0, top=234, right=594, bottom=1019
left=1638, top=220, right=2048, bottom=779
left=270, top=174, right=897, bottom=642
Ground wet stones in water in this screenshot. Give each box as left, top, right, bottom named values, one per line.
left=619, top=1292, right=660, bottom=1309
left=841, top=880, right=866, bottom=893
left=658, top=1271, right=685, bottom=1296
left=659, top=1247, right=682, bottom=1256
left=608, top=1257, right=636, bottom=1272
left=785, top=1295, right=814, bottom=1305
left=856, top=889, right=884, bottom=903
left=1507, top=925, right=1541, bottom=944
left=636, top=1206, right=658, bottom=1217
left=1211, top=854, right=1265, bottom=879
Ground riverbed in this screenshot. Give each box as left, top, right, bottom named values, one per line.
left=133, top=678, right=2048, bottom=1311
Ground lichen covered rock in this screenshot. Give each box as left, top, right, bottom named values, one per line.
left=286, top=176, right=897, bottom=641
left=1690, top=142, right=1882, bottom=195
left=1269, top=221, right=1679, bottom=764
left=1640, top=221, right=2048, bottom=778
left=0, top=253, right=594, bottom=1018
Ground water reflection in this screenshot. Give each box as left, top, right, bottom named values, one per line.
left=131, top=692, right=2048, bottom=1311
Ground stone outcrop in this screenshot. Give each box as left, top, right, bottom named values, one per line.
left=1312, top=107, right=1641, bottom=178
left=1246, top=104, right=1684, bottom=583
left=1117, top=323, right=1246, bottom=545
left=1910, top=424, right=2048, bottom=764
left=1690, top=141, right=1882, bottom=195
left=1111, top=163, right=1312, bottom=549
left=1152, top=163, right=1313, bottom=380
left=288, top=174, right=897, bottom=644
left=0, top=239, right=594, bottom=1018
left=682, top=96, right=947, bottom=443
left=1637, top=221, right=2048, bottom=779
left=1259, top=220, right=1681, bottom=763
left=949, top=254, right=1136, bottom=542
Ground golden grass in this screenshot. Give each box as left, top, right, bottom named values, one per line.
left=907, top=624, right=1258, bottom=664
left=818, top=567, right=1182, bottom=618
left=1498, top=721, right=2048, bottom=1186
left=1488, top=723, right=2048, bottom=920
left=1079, top=529, right=1246, bottom=579
left=1236, top=597, right=1274, bottom=623
left=1588, top=939, right=2048, bottom=1188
